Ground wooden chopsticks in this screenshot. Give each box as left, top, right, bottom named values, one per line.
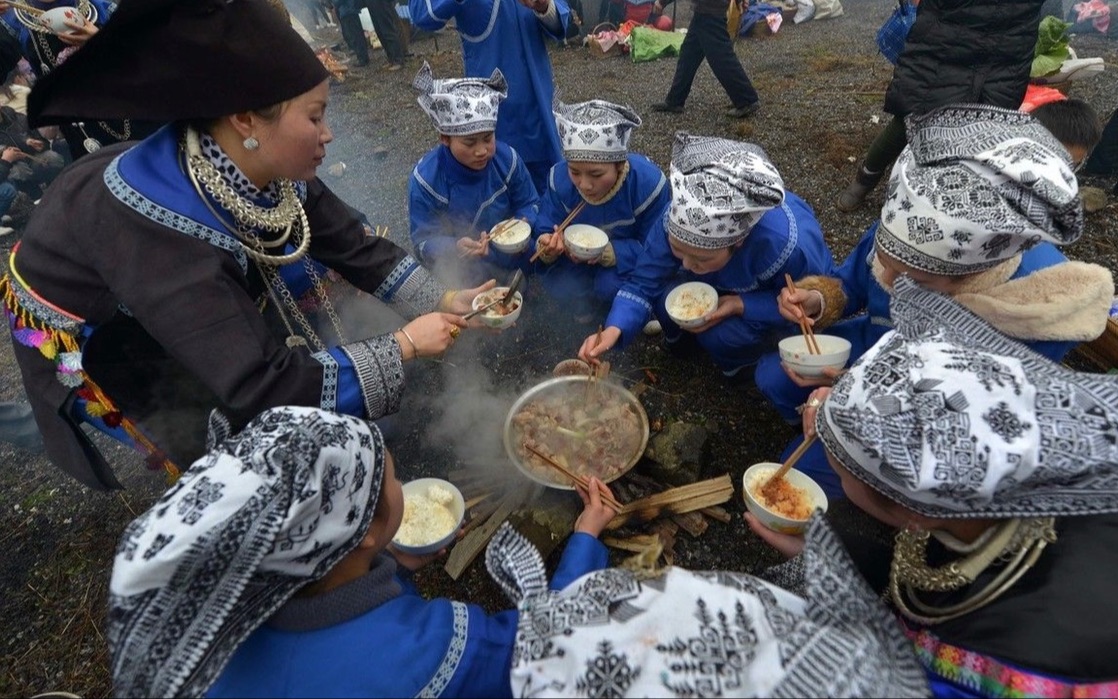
left=784, top=273, right=821, bottom=355
left=762, top=434, right=818, bottom=495
left=529, top=200, right=587, bottom=264
left=524, top=443, right=624, bottom=511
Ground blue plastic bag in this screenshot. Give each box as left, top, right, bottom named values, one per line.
left=875, top=0, right=916, bottom=65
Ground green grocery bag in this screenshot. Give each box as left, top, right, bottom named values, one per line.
left=629, top=26, right=684, bottom=63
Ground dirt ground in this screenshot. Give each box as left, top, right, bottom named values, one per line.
left=1, top=1, right=1116, bottom=695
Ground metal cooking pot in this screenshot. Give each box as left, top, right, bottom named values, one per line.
left=503, top=375, right=650, bottom=490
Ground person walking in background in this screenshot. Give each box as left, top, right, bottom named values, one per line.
left=650, top=0, right=760, bottom=119
left=409, top=0, right=571, bottom=194
left=335, top=0, right=406, bottom=70
left=836, top=0, right=1049, bottom=211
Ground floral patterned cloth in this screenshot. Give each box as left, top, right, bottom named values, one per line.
left=487, top=515, right=929, bottom=697
left=666, top=132, right=786, bottom=250
left=877, top=104, right=1083, bottom=276
left=553, top=98, right=642, bottom=162
left=819, top=277, right=1118, bottom=519
left=414, top=61, right=508, bottom=136
left=108, top=406, right=385, bottom=698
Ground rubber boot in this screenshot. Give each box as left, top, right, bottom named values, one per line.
left=836, top=163, right=884, bottom=212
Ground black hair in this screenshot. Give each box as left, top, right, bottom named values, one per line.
left=1031, top=99, right=1104, bottom=152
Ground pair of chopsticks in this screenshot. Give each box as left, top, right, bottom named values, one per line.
left=529, top=200, right=586, bottom=264
left=524, top=443, right=624, bottom=512
left=761, top=434, right=818, bottom=494
left=784, top=273, right=821, bottom=355
left=584, top=325, right=604, bottom=399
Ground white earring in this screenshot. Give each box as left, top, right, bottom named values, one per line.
left=243, top=136, right=259, bottom=151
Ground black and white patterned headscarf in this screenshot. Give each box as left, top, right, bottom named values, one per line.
left=487, top=517, right=929, bottom=697
left=667, top=132, right=785, bottom=250
left=414, top=61, right=508, bottom=136
left=553, top=99, right=642, bottom=163
left=819, top=277, right=1118, bottom=519
left=877, top=104, right=1083, bottom=276
left=107, top=406, right=385, bottom=698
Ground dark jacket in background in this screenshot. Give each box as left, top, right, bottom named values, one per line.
left=885, top=0, right=1047, bottom=116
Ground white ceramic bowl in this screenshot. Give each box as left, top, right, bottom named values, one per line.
left=488, top=219, right=531, bottom=254
left=563, top=224, right=609, bottom=261
left=664, top=281, right=718, bottom=329
left=392, top=478, right=465, bottom=556
left=37, top=6, right=86, bottom=34
left=778, top=334, right=852, bottom=378
left=471, top=287, right=523, bottom=330
left=742, top=462, right=828, bottom=535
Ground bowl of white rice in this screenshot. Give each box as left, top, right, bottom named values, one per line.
left=488, top=219, right=532, bottom=254
left=392, top=478, right=465, bottom=556
left=664, top=281, right=718, bottom=329
left=563, top=224, right=609, bottom=261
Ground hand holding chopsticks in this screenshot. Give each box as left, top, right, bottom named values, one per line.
left=784, top=273, right=821, bottom=355
left=530, top=200, right=587, bottom=264
left=524, top=443, right=624, bottom=512
left=761, top=434, right=818, bottom=495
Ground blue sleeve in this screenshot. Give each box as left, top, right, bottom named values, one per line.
left=541, top=0, right=572, bottom=40
left=319, top=348, right=368, bottom=418
left=550, top=532, right=610, bottom=590
left=614, top=164, right=670, bottom=275
left=1026, top=339, right=1078, bottom=363
left=508, top=148, right=541, bottom=224
left=835, top=223, right=879, bottom=318
left=533, top=165, right=568, bottom=239
left=407, top=0, right=461, bottom=30
left=739, top=244, right=820, bottom=324
left=605, top=220, right=678, bottom=347
left=408, top=165, right=460, bottom=262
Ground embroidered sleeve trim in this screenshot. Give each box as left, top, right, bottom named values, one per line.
left=416, top=601, right=470, bottom=698
left=617, top=288, right=652, bottom=314
left=310, top=350, right=339, bottom=411
left=338, top=335, right=404, bottom=419
left=375, top=257, right=446, bottom=319
left=104, top=155, right=248, bottom=274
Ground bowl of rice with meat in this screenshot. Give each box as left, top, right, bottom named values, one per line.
left=742, top=462, right=827, bottom=535
left=664, top=282, right=718, bottom=329
left=392, top=478, right=465, bottom=556
left=471, top=287, right=524, bottom=330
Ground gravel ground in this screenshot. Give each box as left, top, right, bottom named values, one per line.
left=1, top=2, right=1116, bottom=695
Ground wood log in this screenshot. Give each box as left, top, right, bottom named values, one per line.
left=606, top=475, right=733, bottom=529
left=700, top=505, right=733, bottom=523
left=671, top=511, right=708, bottom=537
left=601, top=534, right=662, bottom=553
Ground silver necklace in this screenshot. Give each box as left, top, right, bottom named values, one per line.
left=181, top=127, right=346, bottom=349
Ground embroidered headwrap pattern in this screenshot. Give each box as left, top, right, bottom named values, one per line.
left=878, top=104, right=1084, bottom=276
left=414, top=61, right=508, bottom=136
left=553, top=98, right=642, bottom=162
left=108, top=406, right=386, bottom=697
left=486, top=517, right=929, bottom=697
left=666, top=132, right=785, bottom=250
left=819, top=277, right=1118, bottom=519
